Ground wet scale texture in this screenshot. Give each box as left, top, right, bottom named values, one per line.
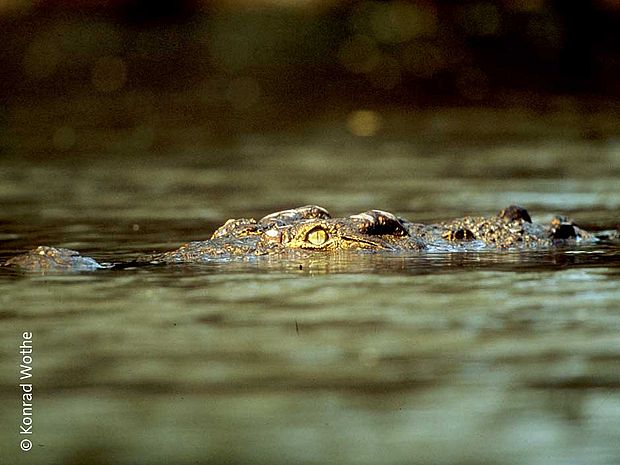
left=3, top=204, right=609, bottom=271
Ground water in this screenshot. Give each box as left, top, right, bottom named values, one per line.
left=1, top=108, right=620, bottom=465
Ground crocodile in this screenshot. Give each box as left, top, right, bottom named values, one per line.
left=3, top=205, right=614, bottom=272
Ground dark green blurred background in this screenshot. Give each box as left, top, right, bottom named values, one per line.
left=2, top=0, right=620, bottom=157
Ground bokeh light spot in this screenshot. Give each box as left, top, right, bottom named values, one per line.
left=347, top=110, right=382, bottom=137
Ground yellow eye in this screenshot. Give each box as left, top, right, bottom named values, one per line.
left=305, top=227, right=328, bottom=246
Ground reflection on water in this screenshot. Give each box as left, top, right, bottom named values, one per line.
left=1, top=116, right=620, bottom=465
left=1, top=258, right=620, bottom=465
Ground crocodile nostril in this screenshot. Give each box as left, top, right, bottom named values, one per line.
left=550, top=223, right=577, bottom=240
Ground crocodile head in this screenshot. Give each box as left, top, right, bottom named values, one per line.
left=6, top=204, right=608, bottom=271
left=148, top=205, right=422, bottom=263
left=254, top=207, right=422, bottom=253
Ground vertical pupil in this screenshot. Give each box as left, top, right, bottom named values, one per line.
left=307, top=228, right=327, bottom=245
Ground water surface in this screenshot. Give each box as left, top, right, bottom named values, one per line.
left=1, top=109, right=620, bottom=465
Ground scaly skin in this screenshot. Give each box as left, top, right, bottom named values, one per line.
left=3, top=246, right=102, bottom=272
left=3, top=205, right=609, bottom=271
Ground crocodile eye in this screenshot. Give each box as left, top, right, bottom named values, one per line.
left=305, top=227, right=328, bottom=246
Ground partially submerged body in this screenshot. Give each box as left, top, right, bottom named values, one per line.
left=4, top=246, right=103, bottom=272
left=4, top=205, right=613, bottom=272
